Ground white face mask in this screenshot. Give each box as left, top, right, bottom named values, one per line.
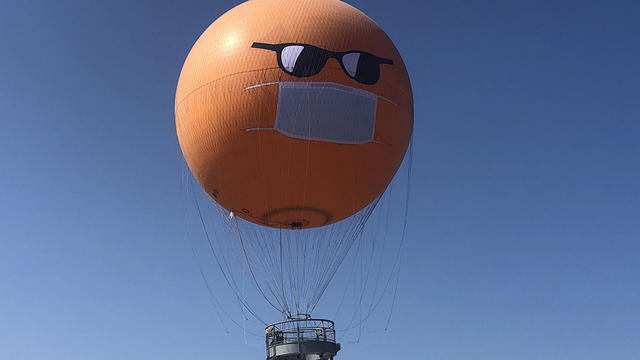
left=245, top=81, right=396, bottom=145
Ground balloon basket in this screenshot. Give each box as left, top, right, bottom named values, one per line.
left=265, top=316, right=340, bottom=360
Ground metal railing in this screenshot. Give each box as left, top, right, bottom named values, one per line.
left=265, top=316, right=336, bottom=347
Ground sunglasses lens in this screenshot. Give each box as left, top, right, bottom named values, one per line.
left=280, top=45, right=305, bottom=73
left=281, top=45, right=327, bottom=77
left=342, top=52, right=360, bottom=78
left=349, top=52, right=381, bottom=85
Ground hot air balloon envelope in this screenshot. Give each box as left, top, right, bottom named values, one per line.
left=175, top=0, right=413, bottom=228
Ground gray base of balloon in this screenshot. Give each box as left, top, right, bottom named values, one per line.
left=265, top=316, right=340, bottom=360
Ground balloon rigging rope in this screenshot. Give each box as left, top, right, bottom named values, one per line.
left=336, top=138, right=413, bottom=335
left=182, top=160, right=269, bottom=335
left=233, top=218, right=285, bottom=313
left=279, top=227, right=291, bottom=317
left=179, top=156, right=236, bottom=334
left=248, top=88, right=295, bottom=316
left=307, top=200, right=377, bottom=314
left=385, top=139, right=413, bottom=330
left=190, top=180, right=268, bottom=326
left=191, top=246, right=264, bottom=337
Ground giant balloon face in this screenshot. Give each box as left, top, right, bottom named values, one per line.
left=176, top=0, right=413, bottom=229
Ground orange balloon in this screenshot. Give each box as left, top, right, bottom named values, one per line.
left=175, top=0, right=413, bottom=229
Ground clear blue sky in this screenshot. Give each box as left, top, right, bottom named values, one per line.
left=1, top=0, right=639, bottom=359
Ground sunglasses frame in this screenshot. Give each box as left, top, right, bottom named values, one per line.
left=252, top=42, right=393, bottom=85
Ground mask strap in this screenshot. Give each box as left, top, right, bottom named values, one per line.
left=377, top=95, right=398, bottom=107
left=246, top=127, right=276, bottom=132
left=245, top=82, right=280, bottom=90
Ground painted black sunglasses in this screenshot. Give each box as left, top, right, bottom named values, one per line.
left=252, top=42, right=393, bottom=85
